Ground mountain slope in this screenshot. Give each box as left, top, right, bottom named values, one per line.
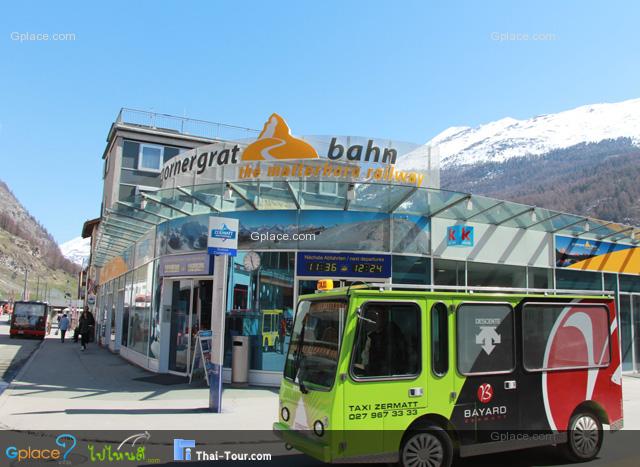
left=0, top=179, right=79, bottom=301
left=426, top=98, right=640, bottom=167
left=440, top=137, right=640, bottom=226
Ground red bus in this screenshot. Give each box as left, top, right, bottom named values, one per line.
left=10, top=301, right=48, bottom=339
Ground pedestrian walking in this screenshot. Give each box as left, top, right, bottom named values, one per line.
left=58, top=313, right=70, bottom=343
left=78, top=308, right=95, bottom=351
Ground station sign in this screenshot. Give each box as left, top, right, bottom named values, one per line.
left=297, top=252, right=391, bottom=279
left=160, top=113, right=437, bottom=190
left=447, top=225, right=474, bottom=247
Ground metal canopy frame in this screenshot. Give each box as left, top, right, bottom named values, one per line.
left=142, top=192, right=193, bottom=216
left=389, top=186, right=418, bottom=213
left=176, top=186, right=221, bottom=212
left=464, top=201, right=504, bottom=222
left=599, top=226, right=634, bottom=241
left=116, top=201, right=172, bottom=220
left=92, top=180, right=640, bottom=269
left=226, top=182, right=257, bottom=210
left=525, top=211, right=564, bottom=229
left=574, top=221, right=615, bottom=237
left=496, top=207, right=534, bottom=226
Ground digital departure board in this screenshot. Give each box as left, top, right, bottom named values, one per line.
left=296, top=252, right=391, bottom=278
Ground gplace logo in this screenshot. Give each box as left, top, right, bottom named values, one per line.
left=5, top=433, right=77, bottom=461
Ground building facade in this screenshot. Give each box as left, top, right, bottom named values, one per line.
left=85, top=109, right=640, bottom=386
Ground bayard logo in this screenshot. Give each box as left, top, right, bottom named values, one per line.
left=477, top=383, right=493, bottom=404
left=242, top=113, right=318, bottom=161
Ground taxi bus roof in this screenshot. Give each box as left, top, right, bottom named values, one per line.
left=298, top=284, right=612, bottom=303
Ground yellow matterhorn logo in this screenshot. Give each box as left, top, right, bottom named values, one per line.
left=242, top=113, right=318, bottom=161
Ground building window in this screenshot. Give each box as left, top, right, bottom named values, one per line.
left=122, top=140, right=139, bottom=169
left=434, top=259, right=465, bottom=287
left=392, top=255, right=430, bottom=285
left=522, top=303, right=610, bottom=371
left=528, top=267, right=552, bottom=289
left=467, top=262, right=526, bottom=288
left=319, top=181, right=338, bottom=196
left=122, top=271, right=133, bottom=347
left=457, top=303, right=515, bottom=375
left=224, top=252, right=295, bottom=372
left=138, top=144, right=164, bottom=172
left=620, top=274, right=640, bottom=293
left=556, top=269, right=602, bottom=291
left=351, top=302, right=421, bottom=379
left=431, top=302, right=448, bottom=377
left=128, top=263, right=152, bottom=356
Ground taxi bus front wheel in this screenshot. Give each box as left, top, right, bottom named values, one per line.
left=562, top=411, right=603, bottom=462
left=400, top=424, right=453, bottom=467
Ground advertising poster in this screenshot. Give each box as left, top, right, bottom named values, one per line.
left=297, top=210, right=389, bottom=251
left=556, top=235, right=640, bottom=274
left=159, top=215, right=209, bottom=255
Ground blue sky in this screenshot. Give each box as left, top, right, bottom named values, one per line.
left=1, top=0, right=638, bottom=244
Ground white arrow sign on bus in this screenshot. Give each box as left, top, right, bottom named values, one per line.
left=475, top=326, right=501, bottom=355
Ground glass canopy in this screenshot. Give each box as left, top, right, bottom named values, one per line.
left=92, top=180, right=640, bottom=267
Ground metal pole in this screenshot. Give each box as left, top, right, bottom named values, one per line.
left=36, top=276, right=40, bottom=301
left=23, top=267, right=29, bottom=300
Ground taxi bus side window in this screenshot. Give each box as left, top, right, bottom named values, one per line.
left=431, top=303, right=449, bottom=377
left=457, top=303, right=515, bottom=375
left=350, top=302, right=421, bottom=379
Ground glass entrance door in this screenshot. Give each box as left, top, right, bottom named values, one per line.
left=167, top=278, right=214, bottom=375
left=169, top=280, right=192, bottom=374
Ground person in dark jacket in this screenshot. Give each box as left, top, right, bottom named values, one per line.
left=78, top=309, right=95, bottom=351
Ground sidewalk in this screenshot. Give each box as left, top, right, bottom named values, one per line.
left=0, top=330, right=279, bottom=430
left=2, top=325, right=640, bottom=433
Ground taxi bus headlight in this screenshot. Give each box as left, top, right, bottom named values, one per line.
left=313, top=420, right=325, bottom=437
left=281, top=407, right=290, bottom=421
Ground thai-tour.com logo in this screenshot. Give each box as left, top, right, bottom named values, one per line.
left=173, top=438, right=272, bottom=462
left=5, top=433, right=76, bottom=462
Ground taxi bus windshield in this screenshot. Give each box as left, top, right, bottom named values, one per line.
left=284, top=299, right=345, bottom=391
left=13, top=303, right=46, bottom=328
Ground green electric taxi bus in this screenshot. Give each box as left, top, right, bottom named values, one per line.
left=274, top=283, right=623, bottom=467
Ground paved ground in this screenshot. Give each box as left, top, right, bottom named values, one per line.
left=0, top=322, right=279, bottom=430
left=0, top=314, right=42, bottom=394
left=0, top=316, right=639, bottom=465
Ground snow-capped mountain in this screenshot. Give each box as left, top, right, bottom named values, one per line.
left=404, top=98, right=640, bottom=169
left=60, top=236, right=91, bottom=266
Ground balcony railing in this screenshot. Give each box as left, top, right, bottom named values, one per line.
left=115, top=108, right=259, bottom=141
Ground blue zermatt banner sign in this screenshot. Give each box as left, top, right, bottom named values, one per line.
left=208, top=217, right=238, bottom=256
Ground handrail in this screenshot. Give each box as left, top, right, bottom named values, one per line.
left=365, top=283, right=615, bottom=297
left=115, top=108, right=259, bottom=141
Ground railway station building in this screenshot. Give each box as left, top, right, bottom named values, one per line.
left=85, top=109, right=640, bottom=386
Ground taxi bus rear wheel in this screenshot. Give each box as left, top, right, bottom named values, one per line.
left=400, top=425, right=453, bottom=467
left=562, top=411, right=603, bottom=462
